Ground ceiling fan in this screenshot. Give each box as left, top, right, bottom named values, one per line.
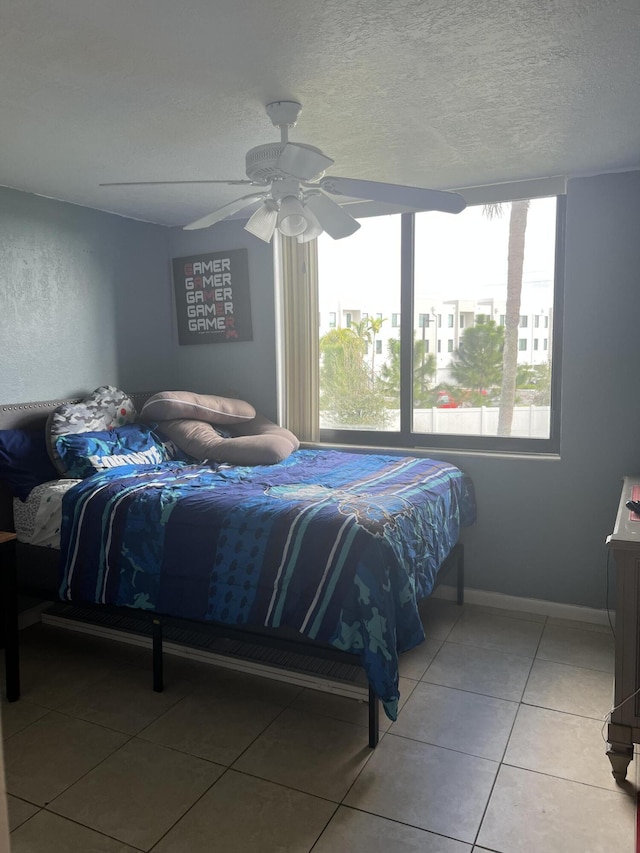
left=100, top=101, right=466, bottom=243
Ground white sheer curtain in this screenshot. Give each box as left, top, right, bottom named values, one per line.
left=274, top=234, right=319, bottom=443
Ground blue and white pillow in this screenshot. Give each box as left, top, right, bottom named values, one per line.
left=54, top=424, right=173, bottom=479
left=47, top=385, right=138, bottom=474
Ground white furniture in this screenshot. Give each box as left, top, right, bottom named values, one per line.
left=605, top=475, right=640, bottom=780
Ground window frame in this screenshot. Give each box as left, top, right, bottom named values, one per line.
left=319, top=196, right=565, bottom=454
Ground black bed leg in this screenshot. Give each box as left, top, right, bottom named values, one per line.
left=456, top=543, right=465, bottom=606
left=368, top=685, right=379, bottom=748
left=2, top=536, right=20, bottom=702
left=152, top=617, right=164, bottom=693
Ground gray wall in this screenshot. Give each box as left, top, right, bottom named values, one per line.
left=167, top=223, right=277, bottom=421
left=449, top=171, right=640, bottom=608
left=0, top=187, right=275, bottom=416
left=2, top=172, right=639, bottom=609
left=0, top=186, right=175, bottom=400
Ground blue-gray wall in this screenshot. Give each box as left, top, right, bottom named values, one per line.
left=166, top=223, right=277, bottom=420
left=1, top=172, right=639, bottom=609
left=0, top=187, right=176, bottom=400
left=448, top=171, right=640, bottom=608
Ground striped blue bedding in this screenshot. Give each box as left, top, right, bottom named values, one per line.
left=59, top=449, right=476, bottom=719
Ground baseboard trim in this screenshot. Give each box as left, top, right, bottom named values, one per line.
left=18, top=602, right=51, bottom=630
left=433, top=584, right=613, bottom=626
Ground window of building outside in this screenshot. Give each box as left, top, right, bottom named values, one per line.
left=317, top=194, right=563, bottom=452
left=329, top=311, right=336, bottom=328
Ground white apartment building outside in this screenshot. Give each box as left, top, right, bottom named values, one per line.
left=320, top=297, right=553, bottom=386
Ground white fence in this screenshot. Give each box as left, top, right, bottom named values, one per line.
left=321, top=405, right=551, bottom=438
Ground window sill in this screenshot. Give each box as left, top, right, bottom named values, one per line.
left=301, top=440, right=561, bottom=462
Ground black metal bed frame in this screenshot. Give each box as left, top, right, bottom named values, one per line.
left=2, top=540, right=464, bottom=748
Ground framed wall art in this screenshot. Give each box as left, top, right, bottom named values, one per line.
left=172, top=248, right=253, bottom=345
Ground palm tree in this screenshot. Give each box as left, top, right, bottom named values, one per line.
left=484, top=200, right=530, bottom=436
left=367, top=316, right=385, bottom=381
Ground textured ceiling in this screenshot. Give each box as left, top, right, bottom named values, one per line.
left=1, top=0, right=639, bottom=227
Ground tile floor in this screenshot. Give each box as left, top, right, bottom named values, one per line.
left=1, top=598, right=636, bottom=852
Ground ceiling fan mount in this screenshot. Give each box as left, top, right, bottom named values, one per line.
left=244, top=102, right=331, bottom=185
left=100, top=100, right=466, bottom=242
left=264, top=100, right=303, bottom=129
left=245, top=142, right=328, bottom=185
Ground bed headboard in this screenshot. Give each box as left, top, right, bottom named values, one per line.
left=0, top=392, right=153, bottom=532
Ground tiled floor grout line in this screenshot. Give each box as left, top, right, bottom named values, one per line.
left=467, top=614, right=550, bottom=850
left=145, top=765, right=234, bottom=853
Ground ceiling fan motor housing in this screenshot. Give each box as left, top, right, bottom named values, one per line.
left=245, top=142, right=329, bottom=184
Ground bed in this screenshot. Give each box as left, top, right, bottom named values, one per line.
left=0, top=389, right=476, bottom=746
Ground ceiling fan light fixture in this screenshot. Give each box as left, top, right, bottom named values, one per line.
left=277, top=195, right=308, bottom=237
left=296, top=205, right=323, bottom=243
left=244, top=199, right=279, bottom=242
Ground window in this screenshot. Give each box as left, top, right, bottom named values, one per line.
left=329, top=311, right=336, bottom=328
left=344, top=312, right=352, bottom=328
left=534, top=315, right=540, bottom=328
left=534, top=338, right=539, bottom=350
left=316, top=195, right=563, bottom=452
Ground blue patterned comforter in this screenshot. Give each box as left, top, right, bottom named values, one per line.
left=59, top=449, right=476, bottom=719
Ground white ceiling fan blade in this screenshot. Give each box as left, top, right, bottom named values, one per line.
left=276, top=143, right=334, bottom=181
left=100, top=179, right=253, bottom=187
left=183, top=193, right=268, bottom=230
left=304, top=192, right=361, bottom=240
left=319, top=176, right=466, bottom=214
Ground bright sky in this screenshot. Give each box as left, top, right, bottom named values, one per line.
left=318, top=196, right=557, bottom=314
